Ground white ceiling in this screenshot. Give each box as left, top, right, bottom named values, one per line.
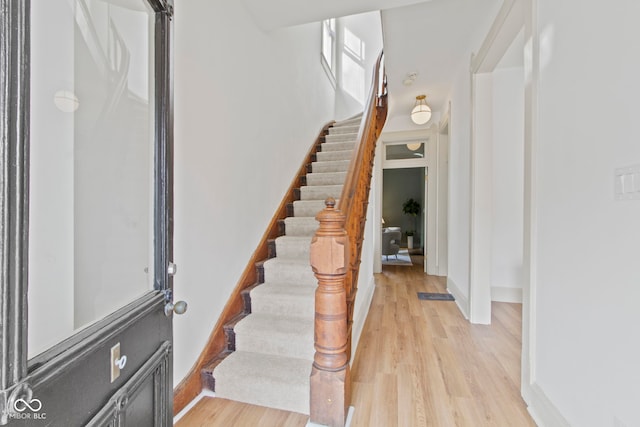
left=240, top=0, right=432, bottom=31
left=381, top=0, right=503, bottom=122
left=241, top=0, right=508, bottom=125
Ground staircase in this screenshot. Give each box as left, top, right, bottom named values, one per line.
left=204, top=115, right=362, bottom=414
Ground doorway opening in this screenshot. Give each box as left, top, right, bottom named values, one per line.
left=374, top=129, right=447, bottom=276
left=382, top=167, right=425, bottom=266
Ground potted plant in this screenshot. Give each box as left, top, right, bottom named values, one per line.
left=402, top=198, right=420, bottom=249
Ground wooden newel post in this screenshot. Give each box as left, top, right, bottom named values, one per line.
left=309, top=197, right=350, bottom=427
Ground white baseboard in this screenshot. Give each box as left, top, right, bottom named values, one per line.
left=351, top=276, right=376, bottom=365
left=306, top=406, right=355, bottom=427
left=447, top=277, right=469, bottom=319
left=173, top=389, right=216, bottom=423
left=524, top=382, right=571, bottom=427
left=491, top=286, right=523, bottom=303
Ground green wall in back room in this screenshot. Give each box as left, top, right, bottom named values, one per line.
left=382, top=167, right=424, bottom=248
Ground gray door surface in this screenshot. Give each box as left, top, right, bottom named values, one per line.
left=0, top=1, right=176, bottom=425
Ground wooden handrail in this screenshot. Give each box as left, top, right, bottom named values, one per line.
left=309, top=52, right=388, bottom=426
left=173, top=121, right=334, bottom=415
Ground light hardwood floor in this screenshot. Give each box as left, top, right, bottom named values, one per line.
left=175, top=256, right=536, bottom=427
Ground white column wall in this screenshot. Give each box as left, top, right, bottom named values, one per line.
left=469, top=72, right=493, bottom=324
left=445, top=66, right=473, bottom=315
left=491, top=66, right=524, bottom=302
left=530, top=1, right=640, bottom=426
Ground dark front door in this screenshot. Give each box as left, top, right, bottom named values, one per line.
left=0, top=0, right=176, bottom=425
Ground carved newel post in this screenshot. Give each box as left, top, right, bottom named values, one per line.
left=309, top=198, right=350, bottom=427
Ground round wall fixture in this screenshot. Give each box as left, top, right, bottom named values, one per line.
left=54, top=90, right=79, bottom=113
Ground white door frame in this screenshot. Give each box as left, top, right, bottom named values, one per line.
left=468, top=0, right=539, bottom=406
left=436, top=107, right=450, bottom=277
left=374, top=127, right=444, bottom=275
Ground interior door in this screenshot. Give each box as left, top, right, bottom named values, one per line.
left=0, top=0, right=177, bottom=425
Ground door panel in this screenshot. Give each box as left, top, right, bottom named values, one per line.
left=0, top=0, right=175, bottom=425
left=8, top=295, right=170, bottom=426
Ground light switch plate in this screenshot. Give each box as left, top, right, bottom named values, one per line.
left=615, top=165, right=640, bottom=200
left=110, top=343, right=120, bottom=383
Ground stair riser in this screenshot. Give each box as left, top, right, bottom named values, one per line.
left=292, top=200, right=330, bottom=217
left=328, top=125, right=359, bottom=135
left=316, top=150, right=353, bottom=162
left=235, top=328, right=315, bottom=360
left=300, top=185, right=343, bottom=201
left=250, top=294, right=315, bottom=319
left=325, top=133, right=357, bottom=143
left=262, top=262, right=317, bottom=286
left=283, top=218, right=318, bottom=236
left=215, top=373, right=309, bottom=415
left=275, top=238, right=311, bottom=259
left=311, top=160, right=350, bottom=173
left=306, top=172, right=347, bottom=186
left=320, top=141, right=355, bottom=152
left=213, top=351, right=312, bottom=415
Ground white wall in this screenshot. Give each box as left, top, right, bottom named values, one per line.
left=334, top=12, right=383, bottom=119
left=173, top=2, right=381, bottom=386
left=529, top=1, right=640, bottom=426
left=491, top=66, right=524, bottom=302
left=351, top=183, right=376, bottom=357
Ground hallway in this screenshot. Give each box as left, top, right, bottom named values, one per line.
left=176, top=257, right=535, bottom=426
left=349, top=257, right=535, bottom=426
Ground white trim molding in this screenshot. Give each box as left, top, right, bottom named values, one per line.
left=351, top=276, right=376, bottom=366
left=490, top=286, right=523, bottom=303
left=447, top=277, right=469, bottom=320
left=525, top=382, right=571, bottom=427
left=173, top=390, right=216, bottom=423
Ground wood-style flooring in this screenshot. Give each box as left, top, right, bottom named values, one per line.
left=175, top=256, right=536, bottom=426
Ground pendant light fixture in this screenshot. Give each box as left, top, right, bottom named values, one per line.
left=411, top=94, right=432, bottom=125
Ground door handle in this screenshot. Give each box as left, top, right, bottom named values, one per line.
left=114, top=355, right=127, bottom=370
left=164, top=300, right=188, bottom=317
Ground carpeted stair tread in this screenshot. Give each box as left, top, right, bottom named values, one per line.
left=320, top=141, right=356, bottom=152
left=316, top=149, right=353, bottom=162
left=292, top=199, right=338, bottom=217
left=250, top=283, right=315, bottom=319
left=306, top=171, right=347, bottom=186
left=299, top=184, right=343, bottom=201
left=234, top=313, right=314, bottom=360
left=262, top=257, right=316, bottom=286
left=213, top=351, right=311, bottom=414
left=328, top=125, right=360, bottom=135
left=274, top=235, right=313, bottom=259
left=311, top=159, right=350, bottom=173
left=333, top=120, right=360, bottom=128
left=283, top=217, right=318, bottom=236
left=325, top=133, right=358, bottom=143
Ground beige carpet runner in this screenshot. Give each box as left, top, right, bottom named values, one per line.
left=211, top=115, right=362, bottom=414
